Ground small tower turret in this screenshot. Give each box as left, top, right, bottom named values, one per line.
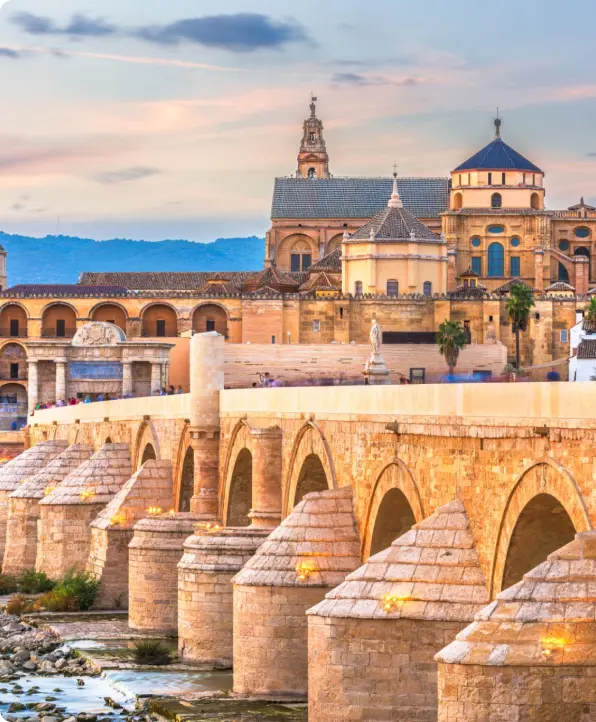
left=297, top=96, right=330, bottom=179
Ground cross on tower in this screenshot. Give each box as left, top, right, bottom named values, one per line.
left=392, top=162, right=398, bottom=176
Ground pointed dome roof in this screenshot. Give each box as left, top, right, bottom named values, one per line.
left=455, top=119, right=541, bottom=173
left=309, top=499, right=488, bottom=621
left=350, top=174, right=439, bottom=243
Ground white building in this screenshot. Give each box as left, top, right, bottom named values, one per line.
left=569, top=314, right=596, bottom=381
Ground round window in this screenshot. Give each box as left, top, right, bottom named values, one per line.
left=575, top=227, right=591, bottom=238
left=511, top=237, right=521, bottom=247
left=488, top=225, right=505, bottom=234
left=471, top=237, right=481, bottom=248
left=559, top=240, right=570, bottom=251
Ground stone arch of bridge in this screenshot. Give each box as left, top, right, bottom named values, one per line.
left=284, top=422, right=336, bottom=516
left=361, top=460, right=425, bottom=560
left=490, top=458, right=591, bottom=597
left=221, top=420, right=254, bottom=526
left=172, top=422, right=192, bottom=512
left=133, top=420, right=161, bottom=470
left=226, top=448, right=253, bottom=527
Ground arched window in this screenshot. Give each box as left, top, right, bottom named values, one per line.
left=423, top=281, right=432, bottom=297
left=487, top=242, right=505, bottom=277
left=531, top=192, right=540, bottom=210
left=354, top=281, right=363, bottom=296
left=491, top=193, right=502, bottom=209
left=308, top=168, right=316, bottom=179
left=453, top=192, right=463, bottom=210
left=386, top=280, right=398, bottom=296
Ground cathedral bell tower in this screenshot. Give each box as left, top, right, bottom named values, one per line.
left=296, top=96, right=330, bottom=179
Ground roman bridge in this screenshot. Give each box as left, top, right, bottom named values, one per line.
left=4, top=331, right=596, bottom=720
left=24, top=368, right=595, bottom=599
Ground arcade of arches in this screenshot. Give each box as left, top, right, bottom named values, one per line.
left=141, top=304, right=178, bottom=338
left=42, top=304, right=77, bottom=338
left=193, top=304, right=228, bottom=337
left=91, top=303, right=127, bottom=332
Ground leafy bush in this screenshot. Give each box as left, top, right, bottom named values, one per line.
left=17, top=571, right=55, bottom=595
left=37, top=571, right=100, bottom=612
left=0, top=574, right=18, bottom=595
left=5, top=594, right=35, bottom=616
left=133, top=641, right=172, bottom=666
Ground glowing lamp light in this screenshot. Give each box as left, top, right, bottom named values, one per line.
left=0, top=458, right=9, bottom=464
left=80, top=489, right=95, bottom=501
left=296, top=561, right=316, bottom=583
left=196, top=522, right=222, bottom=533
left=147, top=506, right=163, bottom=516
left=169, top=508, right=176, bottom=517
left=43, top=486, right=56, bottom=497
left=381, top=593, right=410, bottom=613
left=109, top=513, right=125, bottom=527
left=540, top=636, right=566, bottom=658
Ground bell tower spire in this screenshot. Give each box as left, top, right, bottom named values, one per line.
left=297, top=95, right=330, bottom=179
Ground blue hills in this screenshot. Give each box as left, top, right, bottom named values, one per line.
left=0, top=232, right=266, bottom=286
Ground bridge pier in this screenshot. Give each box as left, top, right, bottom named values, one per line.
left=307, top=499, right=489, bottom=722
left=36, top=443, right=131, bottom=579
left=0, top=440, right=69, bottom=563
left=436, top=531, right=596, bottom=721
left=128, top=513, right=200, bottom=635
left=232, top=487, right=361, bottom=698
left=178, top=527, right=269, bottom=666
left=87, top=460, right=174, bottom=609
left=3, top=444, right=93, bottom=576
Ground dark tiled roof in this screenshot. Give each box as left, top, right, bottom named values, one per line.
left=492, top=278, right=537, bottom=294
left=79, top=272, right=254, bottom=291
left=350, top=206, right=439, bottom=242
left=577, top=340, right=596, bottom=360
left=569, top=198, right=596, bottom=211
left=545, top=282, right=575, bottom=292
left=271, top=177, right=449, bottom=220
left=582, top=319, right=596, bottom=333
left=308, top=247, right=342, bottom=272
left=445, top=208, right=548, bottom=216
left=460, top=267, right=479, bottom=278
left=454, top=138, right=541, bottom=173
left=3, top=284, right=128, bottom=297
left=255, top=266, right=303, bottom=288
left=299, top=272, right=341, bottom=292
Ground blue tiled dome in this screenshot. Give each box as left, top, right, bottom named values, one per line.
left=454, top=137, right=541, bottom=173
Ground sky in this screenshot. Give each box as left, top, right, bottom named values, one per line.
left=0, top=0, right=595, bottom=241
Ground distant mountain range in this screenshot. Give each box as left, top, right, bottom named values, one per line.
left=0, top=233, right=266, bottom=286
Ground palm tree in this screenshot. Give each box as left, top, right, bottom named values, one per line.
left=585, top=296, right=596, bottom=324
left=437, top=320, right=468, bottom=376
left=506, top=283, right=535, bottom=370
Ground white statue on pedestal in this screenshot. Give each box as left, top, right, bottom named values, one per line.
left=370, top=319, right=382, bottom=356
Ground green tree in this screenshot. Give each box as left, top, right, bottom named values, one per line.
left=506, top=283, right=535, bottom=370
left=437, top=320, right=468, bottom=376
left=585, top=296, right=596, bottom=324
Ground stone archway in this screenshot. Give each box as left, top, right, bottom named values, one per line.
left=294, top=454, right=328, bottom=506
left=178, top=446, right=194, bottom=512
left=501, top=494, right=576, bottom=590
left=361, top=461, right=425, bottom=559
left=285, top=423, right=336, bottom=515
left=226, top=448, right=252, bottom=527
left=490, top=460, right=591, bottom=596
left=141, top=443, right=156, bottom=465
left=133, top=420, right=161, bottom=470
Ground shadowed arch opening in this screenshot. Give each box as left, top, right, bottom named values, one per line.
left=179, top=446, right=194, bottom=512
left=105, top=437, right=112, bottom=444
left=502, top=493, right=576, bottom=590
left=227, top=448, right=252, bottom=527
left=370, top=487, right=416, bottom=557
left=294, top=453, right=328, bottom=507
left=141, top=443, right=156, bottom=465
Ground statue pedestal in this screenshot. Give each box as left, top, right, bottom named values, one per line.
left=364, top=353, right=391, bottom=385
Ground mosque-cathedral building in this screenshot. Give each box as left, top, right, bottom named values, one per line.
left=0, top=99, right=595, bottom=407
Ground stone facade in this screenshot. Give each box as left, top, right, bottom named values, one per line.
left=128, top=514, right=200, bottom=634
left=307, top=500, right=489, bottom=721
left=232, top=487, right=361, bottom=697
left=0, top=440, right=68, bottom=562
left=36, top=443, right=131, bottom=578
left=3, top=443, right=93, bottom=575
left=87, top=459, right=174, bottom=609
left=177, top=526, right=269, bottom=666
left=436, top=530, right=596, bottom=721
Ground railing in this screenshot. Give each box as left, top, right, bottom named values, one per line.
left=0, top=375, right=27, bottom=381
left=41, top=328, right=76, bottom=339
left=0, top=328, right=28, bottom=338
left=551, top=210, right=596, bottom=219
left=0, top=402, right=27, bottom=415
